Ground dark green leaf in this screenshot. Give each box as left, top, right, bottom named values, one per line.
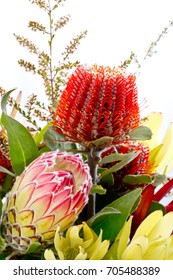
left=123, top=174, right=152, bottom=185
left=129, top=126, right=152, bottom=140
left=148, top=201, right=166, bottom=215
left=98, top=167, right=114, bottom=188
left=88, top=188, right=141, bottom=242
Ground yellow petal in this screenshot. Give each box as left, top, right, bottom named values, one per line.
left=44, top=249, right=56, bottom=260
left=154, top=123, right=173, bottom=171
left=132, top=210, right=163, bottom=241
left=143, top=112, right=163, bottom=150
left=89, top=240, right=110, bottom=260
left=117, top=216, right=133, bottom=259
left=143, top=244, right=166, bottom=260
left=148, top=212, right=173, bottom=240
left=67, top=225, right=83, bottom=248
left=122, top=243, right=143, bottom=260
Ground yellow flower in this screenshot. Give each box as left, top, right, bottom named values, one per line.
left=143, top=112, right=173, bottom=174
left=44, top=222, right=109, bottom=260
left=106, top=210, right=173, bottom=260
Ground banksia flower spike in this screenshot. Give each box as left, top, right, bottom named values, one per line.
left=1, top=151, right=92, bottom=254
left=54, top=64, right=140, bottom=148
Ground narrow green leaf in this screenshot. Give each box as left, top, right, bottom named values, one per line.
left=129, top=126, right=152, bottom=140
left=122, top=174, right=152, bottom=185
left=89, top=136, right=114, bottom=149
left=100, top=152, right=140, bottom=177
left=100, top=152, right=134, bottom=164
left=0, top=166, right=15, bottom=177
left=34, top=123, right=51, bottom=145
left=90, top=184, right=107, bottom=195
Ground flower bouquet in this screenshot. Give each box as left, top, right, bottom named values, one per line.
left=0, top=64, right=173, bottom=260
left=1, top=0, right=173, bottom=261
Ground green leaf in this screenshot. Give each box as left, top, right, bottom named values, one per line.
left=98, top=168, right=114, bottom=188
left=129, top=126, right=152, bottom=140
left=0, top=166, right=15, bottom=177
left=148, top=201, right=166, bottom=215
left=152, top=174, right=166, bottom=186
left=1, top=90, right=39, bottom=175
left=123, top=174, right=152, bottom=185
left=89, top=136, right=114, bottom=149
left=100, top=152, right=135, bottom=164
left=88, top=188, right=141, bottom=242
left=90, top=184, right=107, bottom=195
left=34, top=123, right=51, bottom=145
left=44, top=126, right=77, bottom=152
left=26, top=242, right=42, bottom=254
left=100, top=152, right=140, bottom=177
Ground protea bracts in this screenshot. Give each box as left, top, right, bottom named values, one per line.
left=54, top=64, right=140, bottom=147
left=0, top=151, right=92, bottom=254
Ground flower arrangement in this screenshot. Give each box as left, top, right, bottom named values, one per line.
left=0, top=0, right=173, bottom=260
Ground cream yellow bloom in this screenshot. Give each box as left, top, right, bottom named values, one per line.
left=106, top=210, right=173, bottom=260
left=143, top=112, right=173, bottom=173
left=44, top=222, right=110, bottom=260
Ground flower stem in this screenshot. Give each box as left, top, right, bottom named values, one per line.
left=87, top=150, right=99, bottom=218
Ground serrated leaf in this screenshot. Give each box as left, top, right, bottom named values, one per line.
left=100, top=151, right=140, bottom=177
left=44, top=126, right=77, bottom=152
left=1, top=90, right=39, bottom=175
left=90, top=184, right=107, bottom=195
left=123, top=174, right=152, bottom=185
left=129, top=126, right=152, bottom=140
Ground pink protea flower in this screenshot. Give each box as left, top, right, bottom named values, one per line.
left=1, top=151, right=92, bottom=254
left=54, top=64, right=140, bottom=146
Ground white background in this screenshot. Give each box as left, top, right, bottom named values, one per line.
left=0, top=0, right=173, bottom=128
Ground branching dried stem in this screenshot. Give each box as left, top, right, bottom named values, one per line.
left=1, top=0, right=88, bottom=131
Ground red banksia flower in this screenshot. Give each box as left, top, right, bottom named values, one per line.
left=100, top=141, right=153, bottom=193
left=0, top=150, right=11, bottom=186
left=54, top=64, right=140, bottom=146
left=1, top=151, right=92, bottom=254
